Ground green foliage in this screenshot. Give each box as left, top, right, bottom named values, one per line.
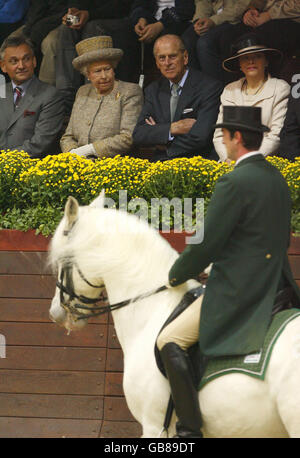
left=291, top=211, right=300, bottom=236
left=0, top=205, right=63, bottom=236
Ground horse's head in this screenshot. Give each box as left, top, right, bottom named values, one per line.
left=49, top=193, right=107, bottom=332
left=49, top=190, right=185, bottom=335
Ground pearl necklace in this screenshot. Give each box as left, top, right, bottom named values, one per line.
left=243, top=78, right=266, bottom=96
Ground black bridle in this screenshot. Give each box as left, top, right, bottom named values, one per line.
left=56, top=260, right=167, bottom=321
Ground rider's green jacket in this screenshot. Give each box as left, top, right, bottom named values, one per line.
left=169, top=154, right=300, bottom=357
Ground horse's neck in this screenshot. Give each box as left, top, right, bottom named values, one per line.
left=101, top=225, right=187, bottom=351
left=102, top=222, right=178, bottom=303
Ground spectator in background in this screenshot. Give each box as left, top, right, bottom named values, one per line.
left=0, top=35, right=64, bottom=158
left=21, top=0, right=70, bottom=70
left=213, top=33, right=290, bottom=161
left=133, top=34, right=223, bottom=161
left=60, top=36, right=143, bottom=158
left=182, top=0, right=251, bottom=83
left=74, top=1, right=137, bottom=85
left=131, top=0, right=195, bottom=44
left=0, top=0, right=30, bottom=45
left=0, top=1, right=81, bottom=86
left=217, top=0, right=300, bottom=80
left=278, top=91, right=300, bottom=160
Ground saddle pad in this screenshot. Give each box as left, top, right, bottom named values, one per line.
left=199, top=308, right=300, bottom=389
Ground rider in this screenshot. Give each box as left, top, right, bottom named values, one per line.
left=157, top=105, right=300, bottom=438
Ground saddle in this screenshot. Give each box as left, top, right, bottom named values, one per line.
left=155, top=285, right=299, bottom=384
left=271, top=286, right=299, bottom=316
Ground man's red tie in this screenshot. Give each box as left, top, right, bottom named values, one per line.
left=14, top=86, right=23, bottom=108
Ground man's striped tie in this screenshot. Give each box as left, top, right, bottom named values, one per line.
left=14, top=86, right=23, bottom=108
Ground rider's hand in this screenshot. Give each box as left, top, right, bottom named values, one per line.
left=166, top=280, right=175, bottom=288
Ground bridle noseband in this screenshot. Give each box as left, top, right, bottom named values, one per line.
left=56, top=261, right=107, bottom=320
left=56, top=260, right=167, bottom=322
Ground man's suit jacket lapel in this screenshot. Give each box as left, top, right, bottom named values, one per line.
left=173, top=69, right=198, bottom=122
left=7, top=76, right=37, bottom=130
left=158, top=77, right=171, bottom=122
left=3, top=84, right=15, bottom=128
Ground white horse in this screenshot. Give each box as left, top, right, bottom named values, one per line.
left=49, top=193, right=300, bottom=438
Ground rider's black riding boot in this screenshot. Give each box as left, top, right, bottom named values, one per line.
left=160, top=342, right=203, bottom=438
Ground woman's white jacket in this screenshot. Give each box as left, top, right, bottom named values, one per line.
left=213, top=76, right=290, bottom=161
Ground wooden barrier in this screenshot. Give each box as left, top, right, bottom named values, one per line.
left=0, top=230, right=299, bottom=437
left=287, top=235, right=300, bottom=288
left=0, top=231, right=141, bottom=438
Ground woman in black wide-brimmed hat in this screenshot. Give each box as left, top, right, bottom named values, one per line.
left=213, top=33, right=290, bottom=162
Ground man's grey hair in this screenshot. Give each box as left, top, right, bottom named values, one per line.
left=0, top=34, right=35, bottom=61
left=153, top=34, right=187, bottom=57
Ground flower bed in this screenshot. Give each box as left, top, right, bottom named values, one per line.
left=0, top=150, right=299, bottom=235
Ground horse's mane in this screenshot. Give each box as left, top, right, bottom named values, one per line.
left=49, top=205, right=180, bottom=292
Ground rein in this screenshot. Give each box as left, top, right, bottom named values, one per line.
left=56, top=261, right=168, bottom=321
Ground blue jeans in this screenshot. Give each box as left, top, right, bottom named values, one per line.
left=182, top=22, right=234, bottom=83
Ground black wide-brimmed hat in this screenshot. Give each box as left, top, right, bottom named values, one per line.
left=222, top=33, right=282, bottom=72
left=214, top=106, right=270, bottom=133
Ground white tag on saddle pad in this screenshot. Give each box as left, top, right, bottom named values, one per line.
left=244, top=351, right=262, bottom=364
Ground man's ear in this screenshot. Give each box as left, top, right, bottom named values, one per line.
left=234, top=130, right=243, bottom=144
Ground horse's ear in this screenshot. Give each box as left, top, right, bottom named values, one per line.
left=90, top=189, right=105, bottom=209
left=64, top=196, right=79, bottom=229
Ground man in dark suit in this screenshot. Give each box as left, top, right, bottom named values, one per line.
left=0, top=34, right=64, bottom=158
left=132, top=34, right=223, bottom=161
left=156, top=106, right=300, bottom=437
